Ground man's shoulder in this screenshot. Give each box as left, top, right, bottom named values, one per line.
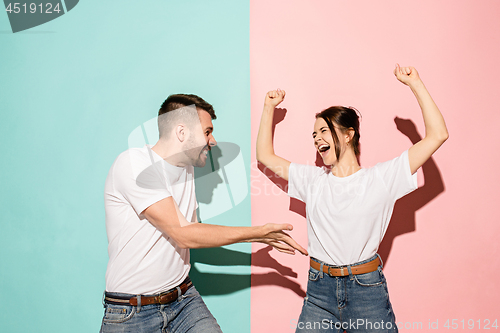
left=112, top=146, right=149, bottom=166
left=107, top=146, right=154, bottom=179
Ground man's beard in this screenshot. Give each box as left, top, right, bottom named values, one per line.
left=183, top=138, right=209, bottom=168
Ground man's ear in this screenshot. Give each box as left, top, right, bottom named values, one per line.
left=175, top=124, right=187, bottom=142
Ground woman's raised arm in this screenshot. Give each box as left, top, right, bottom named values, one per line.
left=256, top=89, right=292, bottom=181
left=394, top=65, right=449, bottom=174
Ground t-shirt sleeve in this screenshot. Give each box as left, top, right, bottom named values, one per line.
left=288, top=163, right=325, bottom=202
left=375, top=150, right=418, bottom=201
left=112, top=152, right=172, bottom=216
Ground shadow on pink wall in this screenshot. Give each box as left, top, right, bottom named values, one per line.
left=378, top=117, right=445, bottom=264
left=259, top=109, right=446, bottom=267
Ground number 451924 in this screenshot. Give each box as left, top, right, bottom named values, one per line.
left=5, top=3, right=62, bottom=14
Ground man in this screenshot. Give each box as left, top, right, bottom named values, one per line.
left=100, top=94, right=307, bottom=332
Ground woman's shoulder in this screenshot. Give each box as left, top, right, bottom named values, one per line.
left=366, top=150, right=411, bottom=180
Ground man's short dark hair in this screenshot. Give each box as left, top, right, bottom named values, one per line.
left=159, top=94, right=216, bottom=120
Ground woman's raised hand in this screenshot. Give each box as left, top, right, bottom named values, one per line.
left=265, top=89, right=286, bottom=108
left=394, top=64, right=421, bottom=87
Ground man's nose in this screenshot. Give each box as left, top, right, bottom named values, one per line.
left=209, top=136, right=217, bottom=147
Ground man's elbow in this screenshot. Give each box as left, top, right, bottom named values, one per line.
left=177, top=243, right=190, bottom=249
left=173, top=238, right=201, bottom=249
left=166, top=231, right=193, bottom=249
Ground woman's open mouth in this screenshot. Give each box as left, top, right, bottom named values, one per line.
left=318, top=144, right=330, bottom=157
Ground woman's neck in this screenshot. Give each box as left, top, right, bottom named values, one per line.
left=330, top=153, right=361, bottom=177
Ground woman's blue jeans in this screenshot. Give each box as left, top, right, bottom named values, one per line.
left=99, top=285, right=222, bottom=333
left=295, top=255, right=398, bottom=333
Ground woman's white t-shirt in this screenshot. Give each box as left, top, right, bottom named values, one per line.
left=288, top=150, right=418, bottom=266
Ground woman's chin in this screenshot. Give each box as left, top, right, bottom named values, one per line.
left=321, top=157, right=332, bottom=166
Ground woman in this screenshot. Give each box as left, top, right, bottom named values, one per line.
left=256, top=65, right=448, bottom=333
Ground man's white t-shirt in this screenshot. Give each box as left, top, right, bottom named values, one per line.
left=104, top=145, right=197, bottom=295
left=288, top=150, right=418, bottom=266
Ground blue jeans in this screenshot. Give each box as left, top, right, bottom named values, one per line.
left=295, top=255, right=398, bottom=333
left=100, top=285, right=222, bottom=333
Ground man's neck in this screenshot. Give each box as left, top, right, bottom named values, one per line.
left=151, top=140, right=188, bottom=167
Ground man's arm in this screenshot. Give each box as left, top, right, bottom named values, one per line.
left=143, top=197, right=308, bottom=255
left=394, top=65, right=449, bottom=174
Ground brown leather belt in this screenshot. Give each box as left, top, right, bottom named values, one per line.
left=104, top=277, right=193, bottom=306
left=310, top=257, right=381, bottom=277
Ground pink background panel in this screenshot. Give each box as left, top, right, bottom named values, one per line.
left=250, top=1, right=500, bottom=332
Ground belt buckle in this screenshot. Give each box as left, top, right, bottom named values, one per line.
left=156, top=293, right=168, bottom=305
left=327, top=266, right=338, bottom=277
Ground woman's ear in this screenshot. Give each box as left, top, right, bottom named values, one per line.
left=346, top=128, right=355, bottom=142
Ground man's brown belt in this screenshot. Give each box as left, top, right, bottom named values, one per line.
left=104, top=277, right=193, bottom=306
left=310, top=257, right=381, bottom=277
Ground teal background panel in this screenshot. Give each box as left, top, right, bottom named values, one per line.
left=0, top=1, right=251, bottom=332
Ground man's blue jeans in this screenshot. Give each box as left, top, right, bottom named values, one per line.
left=295, top=255, right=398, bottom=333
left=100, top=285, right=222, bottom=333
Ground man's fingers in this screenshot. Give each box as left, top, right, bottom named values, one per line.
left=268, top=241, right=296, bottom=254
left=263, top=223, right=308, bottom=255
left=269, top=223, right=293, bottom=232
left=281, top=235, right=308, bottom=255
left=273, top=230, right=308, bottom=255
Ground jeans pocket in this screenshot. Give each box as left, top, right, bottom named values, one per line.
left=308, top=267, right=321, bottom=281
left=354, top=267, right=385, bottom=287
left=102, top=304, right=136, bottom=323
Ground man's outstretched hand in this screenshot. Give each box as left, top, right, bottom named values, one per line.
left=250, top=223, right=308, bottom=256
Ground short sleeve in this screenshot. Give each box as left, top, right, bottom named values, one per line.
left=375, top=150, right=418, bottom=200
left=288, top=163, right=325, bottom=202
left=112, top=152, right=172, bottom=216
